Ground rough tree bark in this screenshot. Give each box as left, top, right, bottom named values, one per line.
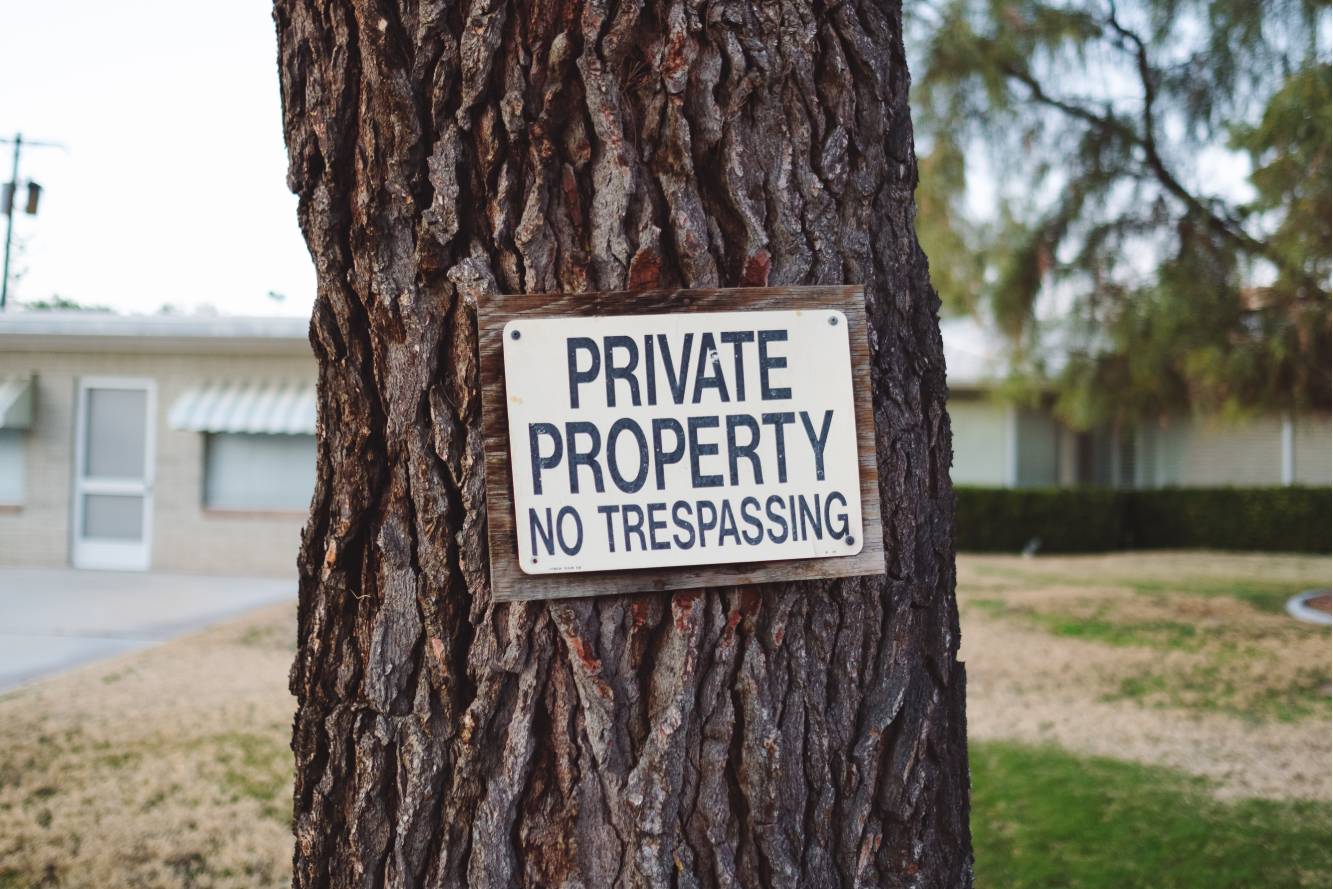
left=274, top=0, right=971, bottom=885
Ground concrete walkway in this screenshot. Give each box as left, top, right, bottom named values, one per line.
left=0, top=568, right=293, bottom=692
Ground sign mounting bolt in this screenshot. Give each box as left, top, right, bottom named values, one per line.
left=845, top=535, right=856, bottom=546
left=510, top=329, right=521, bottom=340
left=828, top=314, right=838, bottom=326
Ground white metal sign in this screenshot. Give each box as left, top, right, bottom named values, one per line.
left=501, top=309, right=864, bottom=575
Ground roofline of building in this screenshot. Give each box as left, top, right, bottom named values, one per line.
left=0, top=312, right=312, bottom=356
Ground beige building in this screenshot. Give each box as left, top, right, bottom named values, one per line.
left=943, top=317, right=1332, bottom=489
left=0, top=313, right=315, bottom=576
left=1, top=311, right=1326, bottom=578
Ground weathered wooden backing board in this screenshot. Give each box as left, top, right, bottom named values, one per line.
left=477, top=285, right=885, bottom=602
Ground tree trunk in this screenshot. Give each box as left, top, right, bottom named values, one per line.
left=274, top=0, right=971, bottom=885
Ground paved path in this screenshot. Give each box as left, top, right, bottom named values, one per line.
left=0, top=569, right=293, bottom=693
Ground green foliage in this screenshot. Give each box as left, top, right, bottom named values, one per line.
left=955, top=486, right=1131, bottom=550
left=955, top=485, right=1331, bottom=552
left=971, top=741, right=1333, bottom=888
left=1131, top=485, right=1333, bottom=550
left=909, top=1, right=1331, bottom=425
left=18, top=294, right=113, bottom=313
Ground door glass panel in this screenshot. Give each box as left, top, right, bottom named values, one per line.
left=85, top=388, right=147, bottom=479
left=83, top=493, right=144, bottom=540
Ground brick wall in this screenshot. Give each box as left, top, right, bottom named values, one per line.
left=0, top=349, right=314, bottom=577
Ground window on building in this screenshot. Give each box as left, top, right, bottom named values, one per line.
left=203, top=432, right=316, bottom=511
left=0, top=429, right=24, bottom=504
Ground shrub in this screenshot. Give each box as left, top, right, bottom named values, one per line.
left=954, top=487, right=1129, bottom=552
left=955, top=486, right=1330, bottom=554
left=1130, top=487, right=1331, bottom=553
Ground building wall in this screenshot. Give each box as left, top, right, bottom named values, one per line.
left=1291, top=414, right=1332, bottom=485
left=0, top=350, right=313, bottom=576
left=948, top=395, right=1012, bottom=486
left=950, top=395, right=1329, bottom=490
left=1115, top=412, right=1330, bottom=488
left=1015, top=407, right=1060, bottom=487
left=1149, top=414, right=1283, bottom=487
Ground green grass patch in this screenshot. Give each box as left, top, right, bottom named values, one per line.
left=1126, top=577, right=1322, bottom=615
left=972, top=741, right=1332, bottom=888
left=967, top=599, right=1204, bottom=651
left=967, top=563, right=1326, bottom=615
left=212, top=732, right=291, bottom=825
left=1111, top=664, right=1331, bottom=723
left=1037, top=614, right=1200, bottom=649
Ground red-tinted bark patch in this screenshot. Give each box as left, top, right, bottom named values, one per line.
left=567, top=635, right=602, bottom=674
left=627, top=247, right=664, bottom=290
left=672, top=589, right=703, bottom=630
left=740, top=249, right=771, bottom=286
left=740, top=586, right=762, bottom=616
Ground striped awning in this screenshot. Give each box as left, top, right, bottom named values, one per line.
left=0, top=377, right=34, bottom=429
left=169, top=381, right=316, bottom=435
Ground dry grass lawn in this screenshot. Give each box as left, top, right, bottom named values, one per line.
left=0, top=551, right=1327, bottom=887
left=959, top=551, right=1332, bottom=800
left=0, top=605, right=296, bottom=889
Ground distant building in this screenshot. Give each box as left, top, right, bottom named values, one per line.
left=943, top=317, right=1332, bottom=488
left=1, top=312, right=1326, bottom=576
left=0, top=313, right=314, bottom=575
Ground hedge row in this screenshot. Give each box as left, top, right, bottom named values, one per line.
left=954, top=486, right=1331, bottom=554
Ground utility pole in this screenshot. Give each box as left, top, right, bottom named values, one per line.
left=1, top=133, right=63, bottom=310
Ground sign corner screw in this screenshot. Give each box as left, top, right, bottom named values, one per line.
left=510, top=329, right=521, bottom=340
left=845, top=535, right=856, bottom=546
left=828, top=314, right=838, bottom=326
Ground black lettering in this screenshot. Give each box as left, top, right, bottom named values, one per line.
left=647, top=502, right=669, bottom=550
left=607, top=418, right=649, bottom=493
left=651, top=418, right=686, bottom=490
left=643, top=334, right=657, bottom=405
left=658, top=332, right=694, bottom=404
left=765, top=495, right=789, bottom=543
left=726, top=414, right=763, bottom=485
left=740, top=496, right=764, bottom=544
left=529, top=507, right=556, bottom=556
left=556, top=505, right=583, bottom=555
left=717, top=500, right=741, bottom=546
left=528, top=423, right=562, bottom=495
left=688, top=416, right=723, bottom=488
left=672, top=500, right=696, bottom=548
left=567, top=337, right=600, bottom=409
left=622, top=504, right=647, bottom=552
left=597, top=505, right=618, bottom=553
left=695, top=500, right=718, bottom=547
left=566, top=421, right=605, bottom=493
left=761, top=412, right=796, bottom=483
left=758, top=329, right=792, bottom=400
left=691, top=332, right=730, bottom=403
left=720, top=331, right=755, bottom=400
left=799, top=494, right=822, bottom=540
left=603, top=335, right=640, bottom=407
left=800, top=410, right=834, bottom=481
left=825, top=491, right=850, bottom=540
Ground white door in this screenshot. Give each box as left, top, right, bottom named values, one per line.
left=72, top=378, right=155, bottom=570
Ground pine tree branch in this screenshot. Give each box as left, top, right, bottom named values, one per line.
left=997, top=9, right=1325, bottom=299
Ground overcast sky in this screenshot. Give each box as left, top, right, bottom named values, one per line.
left=1, top=2, right=312, bottom=317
